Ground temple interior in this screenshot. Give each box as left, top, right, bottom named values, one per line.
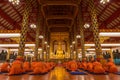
left=0, top=0, right=120, bottom=80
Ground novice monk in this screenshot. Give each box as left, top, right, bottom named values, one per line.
left=105, top=59, right=118, bottom=73
left=81, top=58, right=87, bottom=70
left=92, top=59, right=105, bottom=74
left=0, top=60, right=10, bottom=72
left=8, top=56, right=25, bottom=75
left=87, top=58, right=94, bottom=72
left=32, top=62, right=48, bottom=74
left=69, top=60, right=78, bottom=71
left=23, top=61, right=31, bottom=72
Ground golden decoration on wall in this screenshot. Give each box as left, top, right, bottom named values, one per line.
left=50, top=32, right=70, bottom=59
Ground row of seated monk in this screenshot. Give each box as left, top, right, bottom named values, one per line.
left=0, top=57, right=56, bottom=75
left=63, top=58, right=118, bottom=74
left=0, top=57, right=119, bottom=75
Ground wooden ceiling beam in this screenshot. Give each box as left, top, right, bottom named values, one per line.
left=0, top=8, right=34, bottom=41
left=10, top=4, right=22, bottom=21
left=97, top=3, right=111, bottom=20
left=100, top=8, right=120, bottom=28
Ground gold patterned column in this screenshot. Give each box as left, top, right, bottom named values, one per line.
left=88, top=0, right=103, bottom=58
left=69, top=33, right=72, bottom=59
left=74, top=21, right=78, bottom=60
left=78, top=5, right=85, bottom=58
left=42, top=20, right=46, bottom=61
left=42, top=38, right=45, bottom=60
left=34, top=5, right=41, bottom=60
left=18, top=0, right=32, bottom=56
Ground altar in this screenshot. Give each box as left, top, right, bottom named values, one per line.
left=50, top=32, right=70, bottom=59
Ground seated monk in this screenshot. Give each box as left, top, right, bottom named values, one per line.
left=31, top=60, right=37, bottom=71
left=81, top=58, right=87, bottom=70
left=69, top=60, right=78, bottom=71
left=106, top=59, right=118, bottom=73
left=77, top=61, right=82, bottom=69
left=87, top=58, right=94, bottom=72
left=0, top=60, right=10, bottom=72
left=23, top=61, right=31, bottom=72
left=87, top=62, right=93, bottom=72
left=8, top=59, right=24, bottom=75
left=33, top=62, right=48, bottom=74
left=92, top=59, right=105, bottom=74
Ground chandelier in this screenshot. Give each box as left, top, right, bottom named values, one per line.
left=8, top=0, right=20, bottom=5
left=100, top=0, right=110, bottom=4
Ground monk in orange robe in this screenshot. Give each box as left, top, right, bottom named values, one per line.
left=23, top=61, right=31, bottom=72
left=69, top=60, right=78, bottom=71
left=92, top=60, right=105, bottom=74
left=87, top=62, right=93, bottom=72
left=105, top=59, right=118, bottom=73
left=87, top=58, right=94, bottom=72
left=32, top=62, right=48, bottom=74
left=0, top=60, right=10, bottom=72
left=8, top=60, right=24, bottom=75
left=81, top=58, right=87, bottom=70
left=78, top=61, right=82, bottom=69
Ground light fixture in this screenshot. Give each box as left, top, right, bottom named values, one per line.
left=0, top=33, right=20, bottom=38
left=100, top=0, right=110, bottom=4
left=44, top=51, right=46, bottom=54
left=70, top=45, right=72, bottom=48
left=73, top=51, right=76, bottom=54
left=38, top=48, right=42, bottom=51
left=44, top=41, right=47, bottom=44
left=47, top=45, right=50, bottom=48
left=85, top=44, right=120, bottom=47
left=0, top=44, right=35, bottom=47
left=86, top=48, right=110, bottom=51
left=30, top=24, right=36, bottom=28
left=99, top=32, right=120, bottom=37
left=76, top=35, right=81, bottom=38
left=84, top=23, right=90, bottom=28
left=8, top=0, right=20, bottom=5
left=72, top=41, right=75, bottom=44
left=39, top=35, right=44, bottom=39
left=10, top=48, right=42, bottom=51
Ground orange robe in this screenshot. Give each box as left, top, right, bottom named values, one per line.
left=31, top=62, right=37, bottom=71
left=69, top=61, right=78, bottom=71
left=23, top=62, right=31, bottom=72
left=33, top=62, right=48, bottom=74
left=81, top=62, right=87, bottom=70
left=107, top=62, right=118, bottom=73
left=78, top=62, right=82, bottom=69
left=87, top=62, right=93, bottom=72
left=0, top=62, right=9, bottom=72
left=93, top=61, right=105, bottom=74
left=9, top=60, right=24, bottom=75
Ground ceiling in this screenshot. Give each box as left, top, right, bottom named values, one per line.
left=0, top=0, right=120, bottom=48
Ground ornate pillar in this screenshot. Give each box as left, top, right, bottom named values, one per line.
left=71, top=27, right=74, bottom=60
left=74, top=20, right=78, bottom=60
left=47, top=32, right=50, bottom=60
left=42, top=20, right=46, bottom=61
left=69, top=32, right=72, bottom=59
left=42, top=38, right=45, bottom=60
left=88, top=0, right=102, bottom=58
left=78, top=5, right=85, bottom=58
left=34, top=5, right=41, bottom=60
left=18, top=0, right=32, bottom=56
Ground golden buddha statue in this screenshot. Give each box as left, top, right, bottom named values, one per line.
left=56, top=41, right=64, bottom=58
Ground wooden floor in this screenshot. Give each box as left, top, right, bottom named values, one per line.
left=0, top=66, right=120, bottom=80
